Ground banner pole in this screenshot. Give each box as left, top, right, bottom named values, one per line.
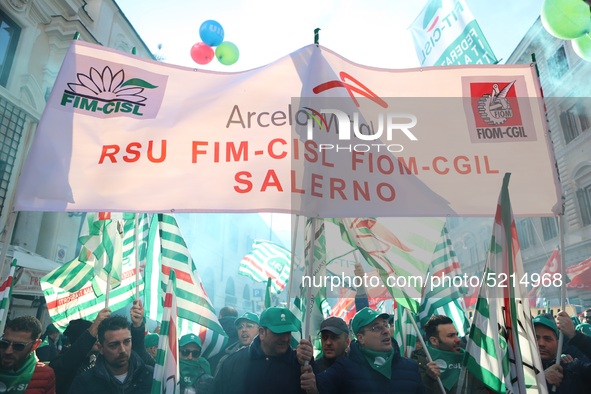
left=287, top=214, right=300, bottom=309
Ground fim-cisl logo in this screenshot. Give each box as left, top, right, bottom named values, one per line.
left=59, top=65, right=166, bottom=119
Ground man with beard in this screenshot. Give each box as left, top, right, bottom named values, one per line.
left=411, top=315, right=486, bottom=394
left=297, top=317, right=351, bottom=373
left=0, top=315, right=55, bottom=393
left=67, top=315, right=153, bottom=393
left=212, top=307, right=314, bottom=394
left=302, top=307, right=425, bottom=394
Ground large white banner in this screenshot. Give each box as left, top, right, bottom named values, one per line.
left=15, top=41, right=560, bottom=217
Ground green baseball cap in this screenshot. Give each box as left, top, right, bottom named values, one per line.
left=259, top=307, right=298, bottom=334
left=145, top=333, right=159, bottom=348
left=533, top=315, right=558, bottom=337
left=351, top=307, right=390, bottom=335
left=576, top=322, right=591, bottom=336
left=179, top=333, right=202, bottom=348
left=235, top=312, right=260, bottom=326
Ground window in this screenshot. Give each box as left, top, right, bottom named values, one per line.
left=547, top=46, right=569, bottom=80
left=0, top=10, right=20, bottom=87
left=242, top=285, right=251, bottom=311
left=516, top=219, right=536, bottom=249
left=560, top=103, right=591, bottom=144
left=224, top=277, right=236, bottom=308
left=577, top=184, right=591, bottom=227
left=0, top=98, right=26, bottom=213
left=573, top=164, right=591, bottom=227
left=541, top=217, right=558, bottom=241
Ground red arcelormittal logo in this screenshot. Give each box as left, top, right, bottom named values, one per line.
left=312, top=72, right=388, bottom=108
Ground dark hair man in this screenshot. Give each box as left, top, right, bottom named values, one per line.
left=67, top=315, right=153, bottom=393
left=297, top=316, right=351, bottom=374
left=412, top=315, right=486, bottom=394
left=0, top=315, right=55, bottom=393
left=212, top=307, right=313, bottom=394
left=208, top=306, right=239, bottom=373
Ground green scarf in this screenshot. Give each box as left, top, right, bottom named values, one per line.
left=359, top=346, right=394, bottom=379
left=179, top=357, right=211, bottom=389
left=0, top=352, right=37, bottom=393
left=426, top=344, right=464, bottom=390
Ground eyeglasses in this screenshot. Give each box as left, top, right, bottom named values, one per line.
left=237, top=323, right=256, bottom=330
left=584, top=316, right=591, bottom=320
left=0, top=338, right=36, bottom=352
left=180, top=349, right=201, bottom=358
left=364, top=323, right=391, bottom=333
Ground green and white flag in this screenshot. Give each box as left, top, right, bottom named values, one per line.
left=239, top=240, right=291, bottom=294
left=418, top=224, right=469, bottom=336
left=41, top=214, right=149, bottom=330
left=0, top=259, right=17, bottom=332
left=460, top=174, right=547, bottom=394
left=144, top=213, right=227, bottom=359
left=332, top=217, right=443, bottom=314
left=392, top=301, right=418, bottom=358
left=151, top=269, right=180, bottom=394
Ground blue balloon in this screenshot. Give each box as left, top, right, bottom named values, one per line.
left=199, top=20, right=224, bottom=47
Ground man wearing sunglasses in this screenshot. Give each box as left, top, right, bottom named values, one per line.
left=302, top=307, right=425, bottom=393
left=0, top=315, right=56, bottom=393
left=178, top=334, right=212, bottom=394
left=67, top=315, right=153, bottom=393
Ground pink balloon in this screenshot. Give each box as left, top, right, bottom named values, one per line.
left=190, top=42, right=214, bottom=65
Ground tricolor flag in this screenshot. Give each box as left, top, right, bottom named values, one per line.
left=239, top=240, right=291, bottom=294
left=528, top=248, right=560, bottom=307
left=41, top=214, right=149, bottom=329
left=332, top=217, right=443, bottom=314
left=0, top=259, right=17, bottom=332
left=144, top=213, right=227, bottom=358
left=409, top=0, right=498, bottom=66
left=151, top=269, right=180, bottom=394
left=418, top=224, right=470, bottom=337
left=460, top=174, right=547, bottom=394
left=566, top=256, right=591, bottom=290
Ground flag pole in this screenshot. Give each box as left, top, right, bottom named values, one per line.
left=554, top=212, right=567, bottom=366
left=287, top=214, right=300, bottom=308
left=303, top=217, right=317, bottom=340
left=407, top=311, right=447, bottom=394
left=134, top=214, right=140, bottom=300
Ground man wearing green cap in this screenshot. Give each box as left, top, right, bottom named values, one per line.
left=179, top=333, right=212, bottom=394
left=306, top=307, right=425, bottom=393
left=411, top=315, right=486, bottom=394
left=144, top=333, right=159, bottom=358
left=534, top=312, right=591, bottom=393
left=212, top=307, right=311, bottom=394
left=213, top=312, right=260, bottom=376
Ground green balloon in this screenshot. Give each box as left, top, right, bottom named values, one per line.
left=541, top=0, right=591, bottom=39
left=572, top=33, right=591, bottom=61
left=215, top=41, right=239, bottom=66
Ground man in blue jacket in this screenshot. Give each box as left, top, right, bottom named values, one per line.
left=212, top=307, right=313, bottom=394
left=309, top=307, right=426, bottom=393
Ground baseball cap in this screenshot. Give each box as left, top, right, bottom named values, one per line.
left=235, top=312, right=260, bottom=326
left=145, top=333, right=159, bottom=348
left=259, top=307, right=298, bottom=334
left=45, top=323, right=60, bottom=334
left=319, top=317, right=348, bottom=335
left=576, top=322, right=591, bottom=336
left=532, top=315, right=558, bottom=337
left=351, top=307, right=390, bottom=335
left=179, top=333, right=202, bottom=348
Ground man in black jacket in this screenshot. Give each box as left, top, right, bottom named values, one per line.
left=67, top=313, right=153, bottom=393
left=212, top=306, right=312, bottom=394
left=302, top=307, right=425, bottom=394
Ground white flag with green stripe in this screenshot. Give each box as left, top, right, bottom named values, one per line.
left=460, top=174, right=547, bottom=394
left=332, top=217, right=444, bottom=314
left=151, top=269, right=180, bottom=394
left=41, top=214, right=149, bottom=330
left=239, top=240, right=290, bottom=294
left=418, top=224, right=469, bottom=336
left=144, top=213, right=227, bottom=359
left=392, top=301, right=418, bottom=358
